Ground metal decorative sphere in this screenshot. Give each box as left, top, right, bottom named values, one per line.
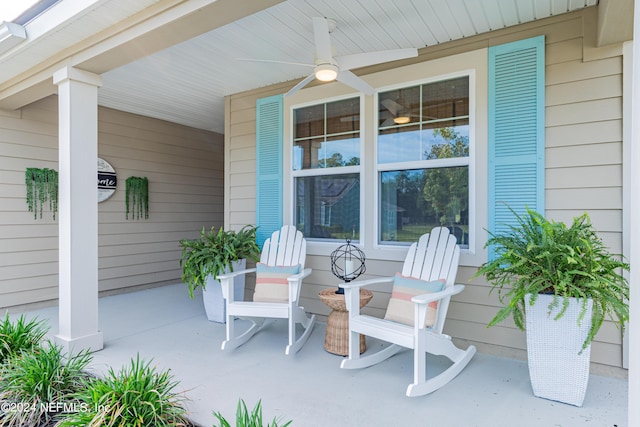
left=330, top=239, right=366, bottom=293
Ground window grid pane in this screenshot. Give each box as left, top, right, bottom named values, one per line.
left=293, top=97, right=360, bottom=171
left=295, top=174, right=360, bottom=241
left=380, top=167, right=469, bottom=247
left=378, top=76, right=470, bottom=246
left=293, top=98, right=361, bottom=241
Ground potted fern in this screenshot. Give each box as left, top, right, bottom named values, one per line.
left=474, top=208, right=629, bottom=406
left=179, top=225, right=260, bottom=323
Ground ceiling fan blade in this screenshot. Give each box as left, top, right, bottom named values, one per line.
left=336, top=70, right=375, bottom=95
left=381, top=98, right=403, bottom=115
left=336, top=48, right=418, bottom=70
left=312, top=17, right=333, bottom=62
left=285, top=73, right=316, bottom=97
left=380, top=117, right=395, bottom=127
left=236, top=58, right=314, bottom=68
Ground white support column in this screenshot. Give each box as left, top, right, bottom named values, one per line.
left=629, top=1, right=640, bottom=425
left=53, top=66, right=103, bottom=354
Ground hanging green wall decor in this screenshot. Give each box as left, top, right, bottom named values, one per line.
left=125, top=176, right=149, bottom=220
left=25, top=168, right=58, bottom=220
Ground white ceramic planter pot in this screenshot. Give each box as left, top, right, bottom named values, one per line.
left=524, top=293, right=593, bottom=406
left=202, top=259, right=246, bottom=323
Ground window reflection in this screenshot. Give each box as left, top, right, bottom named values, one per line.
left=380, top=167, right=468, bottom=247
left=378, top=76, right=470, bottom=246
left=296, top=174, right=360, bottom=240
left=293, top=98, right=360, bottom=170
left=293, top=137, right=360, bottom=170
left=292, top=97, right=361, bottom=241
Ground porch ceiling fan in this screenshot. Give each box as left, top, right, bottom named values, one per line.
left=380, top=98, right=421, bottom=126
left=379, top=97, right=464, bottom=126
left=241, top=17, right=418, bottom=97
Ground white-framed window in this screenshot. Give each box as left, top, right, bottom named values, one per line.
left=376, top=74, right=473, bottom=249
left=291, top=96, right=362, bottom=241
left=284, top=50, right=486, bottom=264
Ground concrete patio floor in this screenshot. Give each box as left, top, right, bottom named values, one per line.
left=12, top=284, right=627, bottom=427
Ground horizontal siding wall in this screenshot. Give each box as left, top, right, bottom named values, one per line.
left=224, top=82, right=291, bottom=295
left=460, top=10, right=626, bottom=375
left=0, top=96, right=223, bottom=309
left=541, top=13, right=624, bottom=375
left=467, top=12, right=625, bottom=375
left=0, top=98, right=60, bottom=308
left=225, top=9, right=625, bottom=375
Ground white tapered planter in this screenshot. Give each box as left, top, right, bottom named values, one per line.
left=202, top=259, right=246, bottom=323
left=525, top=293, right=593, bottom=406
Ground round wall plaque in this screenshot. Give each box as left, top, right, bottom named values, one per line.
left=98, top=157, right=117, bottom=203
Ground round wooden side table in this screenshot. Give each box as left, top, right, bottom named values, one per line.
left=319, top=288, right=373, bottom=356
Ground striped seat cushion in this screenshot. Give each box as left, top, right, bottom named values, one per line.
left=253, top=263, right=301, bottom=303
left=384, top=273, right=445, bottom=328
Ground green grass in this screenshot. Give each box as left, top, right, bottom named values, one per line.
left=0, top=340, right=92, bottom=427
left=213, top=400, right=292, bottom=427
left=59, top=354, right=189, bottom=427
left=0, top=312, right=48, bottom=364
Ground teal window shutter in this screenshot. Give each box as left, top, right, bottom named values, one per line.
left=256, top=94, right=284, bottom=247
left=488, top=36, right=545, bottom=257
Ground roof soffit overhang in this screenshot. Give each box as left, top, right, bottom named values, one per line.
left=0, top=0, right=284, bottom=110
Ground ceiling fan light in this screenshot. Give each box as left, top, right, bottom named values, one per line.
left=315, top=63, right=338, bottom=82
left=393, top=115, right=411, bottom=124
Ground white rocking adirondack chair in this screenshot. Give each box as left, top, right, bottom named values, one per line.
left=340, top=227, right=476, bottom=396
left=218, top=225, right=316, bottom=355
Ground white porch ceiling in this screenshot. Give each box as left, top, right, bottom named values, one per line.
left=99, top=0, right=598, bottom=133
left=4, top=0, right=601, bottom=133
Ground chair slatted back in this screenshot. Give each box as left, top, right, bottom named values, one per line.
left=399, top=227, right=460, bottom=333
left=260, top=225, right=306, bottom=268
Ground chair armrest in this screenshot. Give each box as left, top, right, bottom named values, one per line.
left=411, top=284, right=464, bottom=305
left=411, top=284, right=464, bottom=331
left=219, top=268, right=256, bottom=301
left=287, top=268, right=312, bottom=302
left=341, top=277, right=394, bottom=318
left=217, top=268, right=256, bottom=281
left=339, top=276, right=394, bottom=290
left=287, top=268, right=312, bottom=283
